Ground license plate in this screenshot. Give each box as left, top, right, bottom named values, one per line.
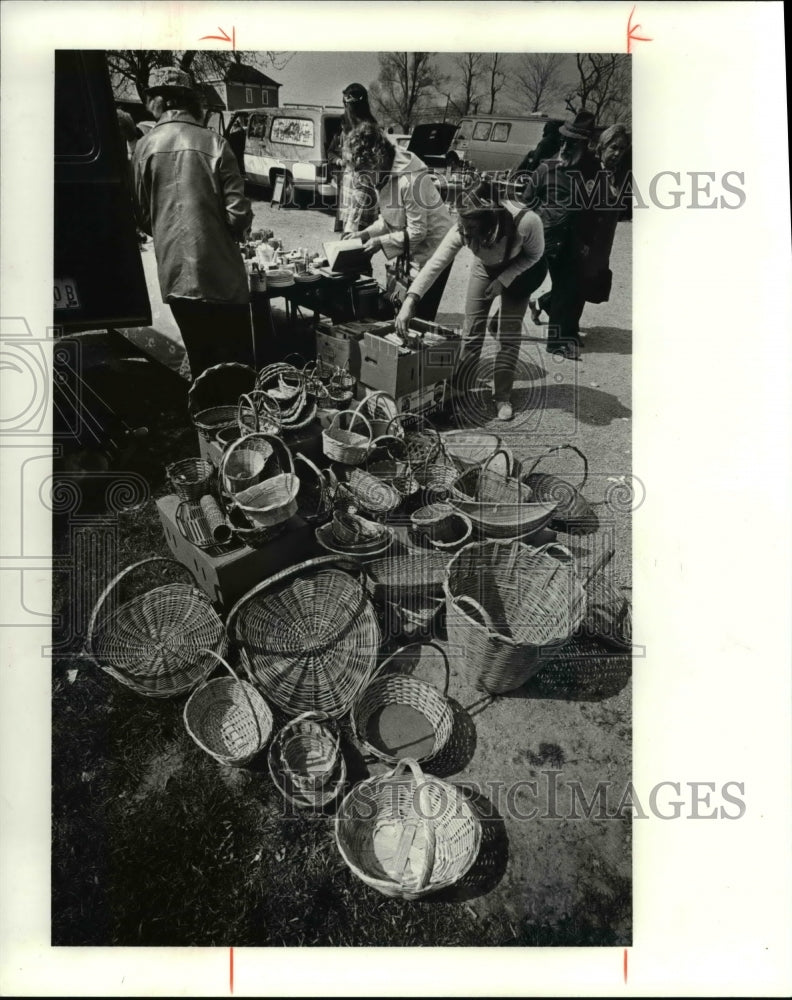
left=54, top=278, right=81, bottom=310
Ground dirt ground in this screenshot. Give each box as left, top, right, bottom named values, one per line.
left=52, top=192, right=633, bottom=947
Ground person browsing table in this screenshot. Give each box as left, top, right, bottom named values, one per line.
left=395, top=181, right=546, bottom=422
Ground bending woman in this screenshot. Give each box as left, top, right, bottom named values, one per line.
left=344, top=122, right=454, bottom=321
left=395, top=181, right=546, bottom=422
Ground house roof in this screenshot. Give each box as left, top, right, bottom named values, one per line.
left=214, top=63, right=281, bottom=87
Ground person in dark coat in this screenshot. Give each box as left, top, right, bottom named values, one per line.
left=133, top=67, right=254, bottom=377
left=512, top=120, right=562, bottom=177
left=521, top=110, right=600, bottom=359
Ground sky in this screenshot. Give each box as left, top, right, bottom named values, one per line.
left=264, top=51, right=580, bottom=121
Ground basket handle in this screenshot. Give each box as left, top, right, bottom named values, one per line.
left=372, top=640, right=451, bottom=697
left=85, top=557, right=200, bottom=659
left=327, top=407, right=373, bottom=444
left=387, top=757, right=437, bottom=890
left=481, top=447, right=513, bottom=478
left=281, top=352, right=308, bottom=370
left=189, top=647, right=265, bottom=757
left=219, top=431, right=295, bottom=496
left=454, top=594, right=498, bottom=635
left=237, top=393, right=259, bottom=435
left=522, top=444, right=589, bottom=489
left=225, top=555, right=364, bottom=638
left=187, top=362, right=257, bottom=418
left=353, top=390, right=397, bottom=423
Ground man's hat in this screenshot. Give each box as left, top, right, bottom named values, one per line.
left=559, top=110, right=596, bottom=141
left=342, top=83, right=368, bottom=103
left=147, top=67, right=196, bottom=97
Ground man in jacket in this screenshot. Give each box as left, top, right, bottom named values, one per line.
left=133, top=67, right=254, bottom=377
left=520, top=110, right=600, bottom=359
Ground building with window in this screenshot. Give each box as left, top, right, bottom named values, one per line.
left=204, top=62, right=281, bottom=111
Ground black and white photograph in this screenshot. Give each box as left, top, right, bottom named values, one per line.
left=2, top=1, right=791, bottom=996
left=49, top=43, right=635, bottom=949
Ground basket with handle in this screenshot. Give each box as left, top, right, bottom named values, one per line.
left=294, top=453, right=336, bottom=526
left=224, top=434, right=299, bottom=529
left=409, top=502, right=473, bottom=553
left=440, top=429, right=511, bottom=473
left=444, top=540, right=591, bottom=694
left=276, top=710, right=341, bottom=794
left=351, top=641, right=453, bottom=764
left=366, top=437, right=419, bottom=500
left=255, top=364, right=308, bottom=426
left=225, top=505, right=289, bottom=549
left=336, top=467, right=402, bottom=519
left=220, top=433, right=275, bottom=494
left=382, top=413, right=441, bottom=470
left=415, top=436, right=464, bottom=503
left=322, top=408, right=373, bottom=466
left=353, top=390, right=399, bottom=440
left=226, top=555, right=381, bottom=719
left=188, top=362, right=257, bottom=440
left=519, top=444, right=594, bottom=527
left=183, top=648, right=274, bottom=767
left=450, top=450, right=558, bottom=539
left=166, top=458, right=215, bottom=502
left=237, top=391, right=281, bottom=438
left=335, top=757, right=481, bottom=899
left=85, top=557, right=226, bottom=698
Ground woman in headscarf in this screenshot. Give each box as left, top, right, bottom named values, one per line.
left=329, top=83, right=379, bottom=235
left=395, top=180, right=546, bottom=421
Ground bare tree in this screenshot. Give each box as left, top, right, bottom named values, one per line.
left=565, top=54, right=631, bottom=124
left=484, top=53, right=506, bottom=114
left=508, top=53, right=566, bottom=112
left=368, top=52, right=446, bottom=131
left=107, top=49, right=294, bottom=103
left=445, top=52, right=486, bottom=117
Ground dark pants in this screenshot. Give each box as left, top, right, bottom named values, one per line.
left=169, top=299, right=255, bottom=380
left=456, top=256, right=548, bottom=402
left=539, top=232, right=587, bottom=347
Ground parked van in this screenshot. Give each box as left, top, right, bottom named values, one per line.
left=229, top=104, right=344, bottom=205
left=446, top=114, right=564, bottom=174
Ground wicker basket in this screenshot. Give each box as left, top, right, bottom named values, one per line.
left=439, top=430, right=508, bottom=471
left=226, top=505, right=288, bottom=549
left=222, top=434, right=298, bottom=528
left=85, top=557, right=226, bottom=698
left=237, top=391, right=281, bottom=438
left=381, top=595, right=445, bottom=641
left=188, top=362, right=257, bottom=440
left=294, top=454, right=336, bottom=525
left=183, top=649, right=273, bottom=766
left=353, top=391, right=399, bottom=439
left=450, top=451, right=557, bottom=539
left=315, top=522, right=395, bottom=561
left=276, top=711, right=341, bottom=794
left=410, top=503, right=473, bottom=553
left=336, top=468, right=402, bottom=519
left=176, top=497, right=233, bottom=551
left=220, top=435, right=275, bottom=494
left=580, top=574, right=632, bottom=651
left=166, top=458, right=215, bottom=502
left=335, top=758, right=481, bottom=899
left=444, top=540, right=587, bottom=694
left=520, top=444, right=594, bottom=527
left=383, top=413, right=441, bottom=469
left=226, top=556, right=381, bottom=718
left=322, top=409, right=373, bottom=465
left=351, top=642, right=452, bottom=764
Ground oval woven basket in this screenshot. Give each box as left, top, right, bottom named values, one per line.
left=275, top=711, right=341, bottom=795
left=440, top=429, right=508, bottom=471
left=444, top=540, right=587, bottom=694
left=166, top=458, right=214, bottom=502
left=336, top=467, right=402, bottom=519
left=86, top=557, right=226, bottom=698
left=335, top=758, right=481, bottom=900
left=322, top=409, right=373, bottom=466
left=351, top=642, right=453, bottom=764
left=183, top=649, right=273, bottom=767
left=519, top=444, right=595, bottom=527
left=222, top=433, right=299, bottom=529
left=188, top=362, right=257, bottom=438
left=226, top=505, right=289, bottom=549
left=268, top=727, right=347, bottom=811
left=226, top=556, right=381, bottom=719
left=409, top=502, right=473, bottom=553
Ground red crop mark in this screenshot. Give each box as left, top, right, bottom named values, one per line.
left=230, top=947, right=234, bottom=994
left=623, top=948, right=628, bottom=984
left=200, top=26, right=236, bottom=50
left=627, top=6, right=652, bottom=53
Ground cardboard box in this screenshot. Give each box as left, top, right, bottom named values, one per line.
left=157, top=494, right=319, bottom=610
left=358, top=321, right=461, bottom=397
left=315, top=329, right=361, bottom=377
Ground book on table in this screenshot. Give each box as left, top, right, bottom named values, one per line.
left=323, top=239, right=371, bottom=273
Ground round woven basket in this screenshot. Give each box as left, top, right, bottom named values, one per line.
left=335, top=758, right=481, bottom=899
left=237, top=391, right=281, bottom=438
left=86, top=557, right=226, bottom=698
left=276, top=711, right=340, bottom=794
left=440, top=429, right=509, bottom=472
left=166, top=458, right=215, bottom=502
left=351, top=642, right=453, bottom=764
left=409, top=502, right=473, bottom=552
left=337, top=468, right=402, bottom=519
left=268, top=729, right=347, bottom=811
left=188, top=362, right=257, bottom=439
left=226, top=556, right=381, bottom=718
left=183, top=649, right=273, bottom=767
left=221, top=433, right=299, bottom=529
left=444, top=540, right=587, bottom=693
